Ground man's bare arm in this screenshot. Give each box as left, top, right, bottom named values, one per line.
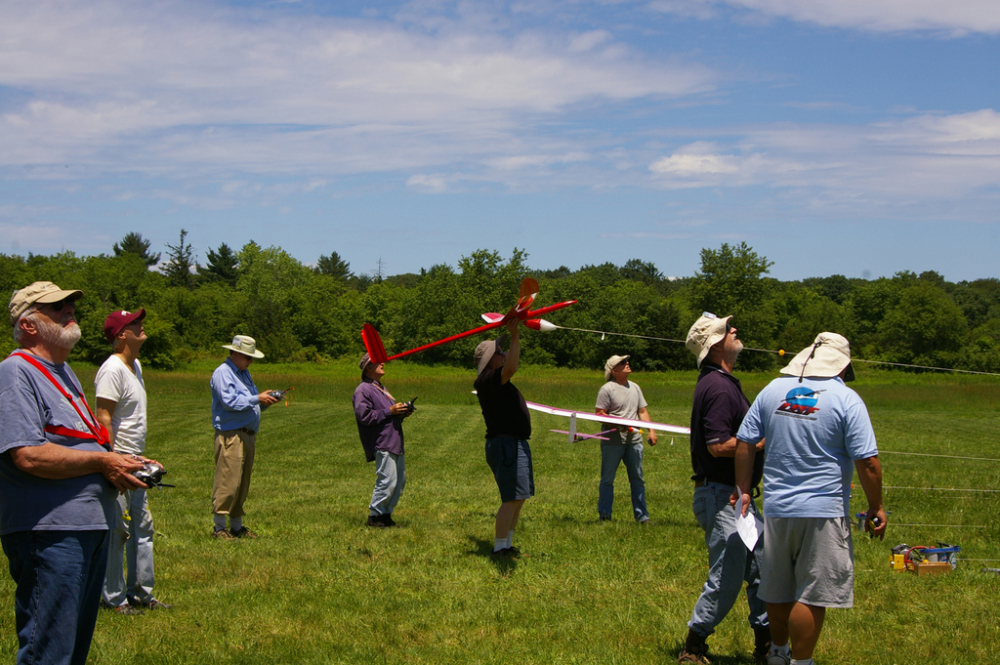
left=96, top=397, right=117, bottom=451
left=855, top=455, right=887, bottom=540
left=10, top=443, right=147, bottom=491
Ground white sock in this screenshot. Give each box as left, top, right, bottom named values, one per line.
left=230, top=517, right=243, bottom=532
left=494, top=538, right=507, bottom=552
left=771, top=644, right=790, bottom=655
left=790, top=659, right=814, bottom=665
left=214, top=515, right=227, bottom=531
left=506, top=530, right=514, bottom=548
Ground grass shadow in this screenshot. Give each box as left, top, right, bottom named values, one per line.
left=466, top=535, right=519, bottom=574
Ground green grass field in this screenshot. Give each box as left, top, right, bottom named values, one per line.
left=2, top=360, right=998, bottom=664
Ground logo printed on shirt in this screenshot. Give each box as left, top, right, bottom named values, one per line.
left=775, top=387, right=826, bottom=420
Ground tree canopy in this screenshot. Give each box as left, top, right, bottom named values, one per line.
left=2, top=235, right=998, bottom=374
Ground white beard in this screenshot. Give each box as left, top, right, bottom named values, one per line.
left=35, top=315, right=82, bottom=350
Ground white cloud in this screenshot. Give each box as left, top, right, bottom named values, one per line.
left=646, top=110, right=1000, bottom=214
left=650, top=151, right=740, bottom=175
left=0, top=0, right=717, bottom=177
left=650, top=0, right=1000, bottom=35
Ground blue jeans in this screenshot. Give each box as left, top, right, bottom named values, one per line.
left=369, top=450, right=406, bottom=516
left=1, top=530, right=109, bottom=665
left=687, top=481, right=768, bottom=637
left=598, top=443, right=648, bottom=521
left=103, top=488, right=155, bottom=607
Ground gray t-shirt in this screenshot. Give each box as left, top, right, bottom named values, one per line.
left=0, top=352, right=116, bottom=535
left=595, top=380, right=648, bottom=446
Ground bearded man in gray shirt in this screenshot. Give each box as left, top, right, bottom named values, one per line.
left=595, top=355, right=658, bottom=523
left=0, top=282, right=147, bottom=665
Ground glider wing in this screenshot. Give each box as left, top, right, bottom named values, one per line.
left=525, top=401, right=691, bottom=440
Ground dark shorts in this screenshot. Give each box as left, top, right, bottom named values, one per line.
left=485, top=435, right=534, bottom=503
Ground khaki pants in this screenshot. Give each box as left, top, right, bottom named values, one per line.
left=212, top=429, right=255, bottom=518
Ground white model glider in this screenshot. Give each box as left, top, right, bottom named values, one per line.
left=525, top=401, right=690, bottom=443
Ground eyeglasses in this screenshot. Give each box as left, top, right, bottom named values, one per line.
left=725, top=321, right=732, bottom=334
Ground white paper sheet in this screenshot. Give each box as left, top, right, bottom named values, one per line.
left=736, top=492, right=762, bottom=551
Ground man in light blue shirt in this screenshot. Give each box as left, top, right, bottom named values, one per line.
left=210, top=335, right=279, bottom=540
left=733, top=333, right=885, bottom=665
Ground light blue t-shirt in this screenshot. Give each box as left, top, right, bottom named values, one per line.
left=0, top=352, right=116, bottom=535
left=737, top=375, right=877, bottom=518
left=210, top=357, right=264, bottom=432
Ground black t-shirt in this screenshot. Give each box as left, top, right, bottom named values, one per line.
left=689, top=362, right=764, bottom=488
left=474, top=367, right=531, bottom=441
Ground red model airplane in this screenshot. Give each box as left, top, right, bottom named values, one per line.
left=361, top=278, right=577, bottom=364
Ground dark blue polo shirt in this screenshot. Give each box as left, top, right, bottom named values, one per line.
left=689, top=361, right=764, bottom=488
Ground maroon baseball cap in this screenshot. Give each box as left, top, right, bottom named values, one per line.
left=103, top=309, right=146, bottom=343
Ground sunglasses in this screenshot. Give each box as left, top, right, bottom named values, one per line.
left=43, top=299, right=73, bottom=312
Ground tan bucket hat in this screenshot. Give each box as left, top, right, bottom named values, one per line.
left=9, top=281, right=83, bottom=325
left=222, top=335, right=265, bottom=359
left=474, top=336, right=507, bottom=375
left=780, top=332, right=855, bottom=382
left=686, top=312, right=732, bottom=367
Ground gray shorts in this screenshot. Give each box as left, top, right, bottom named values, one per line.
left=759, top=516, right=854, bottom=608
left=485, top=436, right=534, bottom=503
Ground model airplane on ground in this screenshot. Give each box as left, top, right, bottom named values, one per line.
left=361, top=278, right=577, bottom=364
left=525, top=401, right=691, bottom=443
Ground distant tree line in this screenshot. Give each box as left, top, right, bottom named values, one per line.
left=2, top=232, right=998, bottom=373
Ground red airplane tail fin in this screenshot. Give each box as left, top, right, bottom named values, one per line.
left=361, top=323, right=389, bottom=364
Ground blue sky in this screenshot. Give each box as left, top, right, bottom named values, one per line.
left=2, top=0, right=998, bottom=282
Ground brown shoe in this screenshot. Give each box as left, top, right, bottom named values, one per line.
left=231, top=526, right=259, bottom=539
left=678, top=630, right=711, bottom=664
left=677, top=650, right=711, bottom=664
left=212, top=528, right=236, bottom=540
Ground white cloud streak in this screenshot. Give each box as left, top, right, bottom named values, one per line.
left=0, top=0, right=715, bottom=179
left=649, top=0, right=1000, bottom=35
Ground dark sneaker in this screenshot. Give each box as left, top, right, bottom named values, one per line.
left=367, top=516, right=386, bottom=528
left=381, top=514, right=396, bottom=527
left=231, top=527, right=259, bottom=539
left=102, top=601, right=144, bottom=616
left=491, top=547, right=516, bottom=560
left=212, top=528, right=235, bottom=540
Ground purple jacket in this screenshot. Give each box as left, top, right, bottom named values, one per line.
left=352, top=377, right=404, bottom=462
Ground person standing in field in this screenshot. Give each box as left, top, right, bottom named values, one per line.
left=474, top=318, right=532, bottom=559
left=678, top=313, right=770, bottom=664
left=595, top=354, right=657, bottom=523
left=733, top=332, right=886, bottom=665
left=353, top=353, right=412, bottom=527
left=96, top=309, right=172, bottom=614
left=1, top=281, right=147, bottom=665
left=210, top=335, right=279, bottom=540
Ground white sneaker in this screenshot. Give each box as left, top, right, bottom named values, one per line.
left=767, top=647, right=791, bottom=665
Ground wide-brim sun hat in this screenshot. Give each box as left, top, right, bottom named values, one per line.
left=604, top=354, right=630, bottom=381
left=686, top=312, right=732, bottom=368
left=9, top=281, right=84, bottom=325
left=780, top=332, right=855, bottom=382
left=222, top=334, right=265, bottom=359
left=474, top=336, right=507, bottom=375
